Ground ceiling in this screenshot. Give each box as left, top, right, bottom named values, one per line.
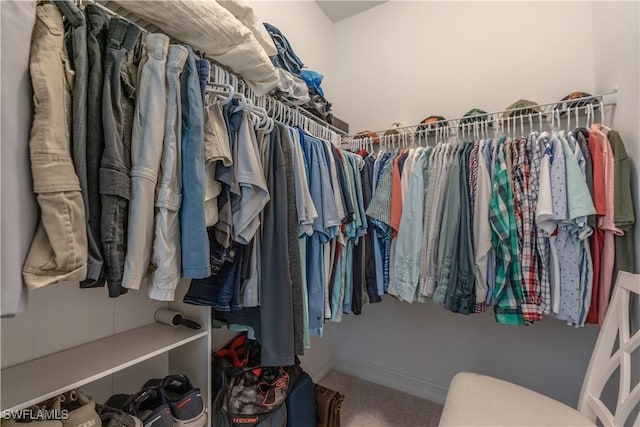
left=316, top=1, right=387, bottom=23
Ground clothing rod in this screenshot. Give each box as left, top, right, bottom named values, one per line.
left=85, top=0, right=118, bottom=16
left=207, top=61, right=346, bottom=136
left=344, top=89, right=618, bottom=138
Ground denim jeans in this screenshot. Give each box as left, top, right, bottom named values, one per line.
left=180, top=46, right=210, bottom=279
left=264, top=22, right=304, bottom=77
left=100, top=17, right=141, bottom=297
left=85, top=4, right=110, bottom=286
left=196, top=58, right=209, bottom=107
left=183, top=234, right=243, bottom=310
left=122, top=33, right=169, bottom=291
left=148, top=44, right=187, bottom=301
left=56, top=0, right=105, bottom=288
left=23, top=3, right=88, bottom=288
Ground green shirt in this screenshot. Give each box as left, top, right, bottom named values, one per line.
left=608, top=130, right=637, bottom=281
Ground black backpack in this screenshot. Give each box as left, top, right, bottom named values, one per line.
left=212, top=334, right=291, bottom=427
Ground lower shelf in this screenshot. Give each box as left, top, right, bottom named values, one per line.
left=1, top=323, right=208, bottom=411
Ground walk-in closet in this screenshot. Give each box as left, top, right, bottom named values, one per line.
left=1, top=1, right=639, bottom=426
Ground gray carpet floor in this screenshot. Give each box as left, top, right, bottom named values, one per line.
left=318, top=370, right=443, bottom=427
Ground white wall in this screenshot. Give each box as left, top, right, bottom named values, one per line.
left=250, top=1, right=336, bottom=95
left=323, top=1, right=631, bottom=408
left=329, top=1, right=596, bottom=132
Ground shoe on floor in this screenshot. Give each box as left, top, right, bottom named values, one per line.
left=143, top=375, right=206, bottom=427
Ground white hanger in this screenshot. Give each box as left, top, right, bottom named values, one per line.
left=537, top=111, right=543, bottom=133
left=206, top=83, right=234, bottom=105
left=599, top=101, right=611, bottom=131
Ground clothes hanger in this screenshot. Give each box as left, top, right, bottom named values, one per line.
left=505, top=115, right=510, bottom=138
left=537, top=111, right=543, bottom=133
left=598, top=101, right=612, bottom=131
left=206, top=83, right=234, bottom=105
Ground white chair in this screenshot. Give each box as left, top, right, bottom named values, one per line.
left=439, top=271, right=640, bottom=427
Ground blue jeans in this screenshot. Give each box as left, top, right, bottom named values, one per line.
left=196, top=58, right=209, bottom=107
left=180, top=46, right=210, bottom=278
left=183, top=234, right=243, bottom=310
left=264, top=22, right=304, bottom=76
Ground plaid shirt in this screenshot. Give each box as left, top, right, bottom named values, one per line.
left=531, top=133, right=552, bottom=315
left=489, top=137, right=525, bottom=325
left=515, top=138, right=542, bottom=322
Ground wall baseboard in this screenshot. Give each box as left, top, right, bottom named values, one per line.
left=332, top=356, right=449, bottom=405
left=303, top=356, right=333, bottom=383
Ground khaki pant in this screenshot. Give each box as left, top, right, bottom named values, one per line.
left=22, top=3, right=88, bottom=288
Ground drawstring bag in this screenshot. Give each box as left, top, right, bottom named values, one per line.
left=213, top=334, right=290, bottom=427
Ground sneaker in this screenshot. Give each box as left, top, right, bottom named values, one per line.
left=48, top=390, right=101, bottom=427
left=1, top=404, right=63, bottom=427
left=102, top=394, right=131, bottom=411
left=124, top=388, right=173, bottom=427
left=96, top=404, right=142, bottom=427
left=1, top=420, right=62, bottom=427
left=143, top=375, right=206, bottom=427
